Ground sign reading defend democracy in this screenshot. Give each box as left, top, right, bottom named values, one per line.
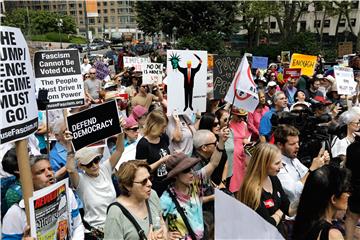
left=67, top=100, right=122, bottom=151
left=142, top=63, right=163, bottom=85
left=124, top=56, right=150, bottom=72
left=34, top=49, right=84, bottom=110
left=290, top=53, right=317, bottom=77
left=213, top=56, right=242, bottom=99
left=0, top=26, right=38, bottom=144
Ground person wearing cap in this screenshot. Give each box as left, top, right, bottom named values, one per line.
left=259, top=91, right=288, bottom=142
left=84, top=68, right=102, bottom=104
left=255, top=76, right=267, bottom=90
left=228, top=108, right=251, bottom=193
left=2, top=155, right=84, bottom=239
left=265, top=81, right=278, bottom=106
left=123, top=116, right=141, bottom=147
left=160, top=131, right=227, bottom=240
left=318, top=75, right=334, bottom=97
left=130, top=105, right=148, bottom=132
left=66, top=133, right=124, bottom=238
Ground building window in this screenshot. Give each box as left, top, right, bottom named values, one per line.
left=69, top=3, right=75, bottom=8
left=270, top=22, right=276, bottom=29
left=300, top=21, right=306, bottom=31
left=350, top=18, right=356, bottom=27
left=79, top=10, right=83, bottom=15
left=262, top=22, right=268, bottom=28
left=80, top=20, right=84, bottom=24
left=78, top=3, right=82, bottom=8
left=111, top=16, right=115, bottom=23
left=70, top=11, right=76, bottom=15
left=104, top=17, right=108, bottom=23
left=111, top=9, right=115, bottom=14
left=103, top=9, right=107, bottom=14
left=103, top=2, right=107, bottom=6
left=98, top=10, right=101, bottom=14
left=351, top=1, right=359, bottom=9
left=120, top=16, right=127, bottom=23
left=97, top=2, right=100, bottom=6
left=314, top=2, right=323, bottom=11
left=89, top=18, right=95, bottom=25
left=314, top=20, right=321, bottom=28
left=339, top=19, right=346, bottom=27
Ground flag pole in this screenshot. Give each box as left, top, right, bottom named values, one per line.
left=227, top=93, right=236, bottom=128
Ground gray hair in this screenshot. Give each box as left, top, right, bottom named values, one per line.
left=193, top=129, right=214, bottom=149
left=51, top=119, right=66, bottom=135
left=272, top=91, right=285, bottom=104
left=339, top=109, right=360, bottom=125
left=29, top=154, right=49, bottom=168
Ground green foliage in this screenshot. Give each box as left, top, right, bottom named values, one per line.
left=31, top=33, right=86, bottom=44
left=279, top=31, right=321, bottom=55
left=176, top=32, right=226, bottom=54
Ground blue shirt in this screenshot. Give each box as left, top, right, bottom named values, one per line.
left=259, top=108, right=276, bottom=140
left=49, top=142, right=67, bottom=173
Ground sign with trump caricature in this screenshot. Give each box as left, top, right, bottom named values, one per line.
left=167, top=50, right=207, bottom=115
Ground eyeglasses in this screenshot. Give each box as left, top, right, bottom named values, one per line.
left=133, top=176, right=152, bottom=186
left=182, top=167, right=194, bottom=174
left=203, top=141, right=217, bottom=147
left=81, top=156, right=101, bottom=168
left=126, top=127, right=139, bottom=132
left=351, top=121, right=360, bottom=126
left=213, top=121, right=220, bottom=127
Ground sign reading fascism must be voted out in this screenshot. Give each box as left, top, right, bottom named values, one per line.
left=67, top=100, right=122, bottom=151
left=34, top=49, right=85, bottom=110
left=0, top=26, right=38, bottom=144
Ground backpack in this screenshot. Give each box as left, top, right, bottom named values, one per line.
left=1, top=176, right=22, bottom=220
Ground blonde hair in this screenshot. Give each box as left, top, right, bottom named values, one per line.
left=236, top=143, right=280, bottom=210
left=143, top=110, right=168, bottom=137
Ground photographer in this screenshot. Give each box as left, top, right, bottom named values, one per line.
left=130, top=83, right=163, bottom=112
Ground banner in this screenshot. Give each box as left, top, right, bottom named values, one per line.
left=224, top=56, right=259, bottom=112
left=167, top=50, right=207, bottom=115
left=67, top=100, right=122, bottom=151
left=215, top=189, right=284, bottom=239
left=93, top=60, right=110, bottom=81
left=281, top=51, right=291, bottom=63
left=290, top=53, right=317, bottom=77
left=86, top=0, right=98, bottom=17
left=338, top=42, right=353, bottom=58
left=142, top=63, right=163, bottom=85
left=283, top=68, right=302, bottom=79
left=123, top=57, right=150, bottom=72
left=34, top=49, right=84, bottom=110
left=252, top=56, right=268, bottom=69
left=334, top=66, right=356, bottom=95
left=29, top=179, right=71, bottom=239
left=213, top=56, right=242, bottom=99
left=0, top=26, right=38, bottom=144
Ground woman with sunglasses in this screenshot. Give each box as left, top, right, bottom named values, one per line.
left=104, top=160, right=167, bottom=240
left=247, top=90, right=269, bottom=142
left=293, top=165, right=351, bottom=240
left=66, top=133, right=124, bottom=239
left=228, top=107, right=251, bottom=193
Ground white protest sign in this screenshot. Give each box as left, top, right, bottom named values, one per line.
left=142, top=63, right=163, bottom=85
left=334, top=66, right=356, bottom=95
left=167, top=50, right=207, bottom=115
left=215, top=189, right=284, bottom=239
left=34, top=49, right=85, bottom=109
left=124, top=56, right=151, bottom=72
left=0, top=26, right=38, bottom=144
left=29, top=178, right=72, bottom=239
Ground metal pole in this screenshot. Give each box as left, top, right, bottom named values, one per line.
left=84, top=0, right=91, bottom=56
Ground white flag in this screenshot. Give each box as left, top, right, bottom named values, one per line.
left=224, top=56, right=259, bottom=112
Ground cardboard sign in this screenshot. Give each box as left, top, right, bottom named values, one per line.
left=34, top=49, right=84, bottom=110
left=124, top=56, right=150, bottom=72
left=167, top=50, right=207, bottom=115
left=338, top=42, right=353, bottom=57
left=213, top=56, right=242, bottom=99
left=67, top=100, right=122, bottom=151
left=29, top=179, right=71, bottom=239
left=334, top=66, right=356, bottom=95
left=93, top=60, right=110, bottom=80
left=290, top=53, right=317, bottom=77
left=208, top=54, right=215, bottom=71
left=252, top=56, right=268, bottom=69
left=0, top=26, right=38, bottom=144
left=142, top=63, right=163, bottom=85
left=283, top=68, right=302, bottom=79
left=281, top=51, right=291, bottom=63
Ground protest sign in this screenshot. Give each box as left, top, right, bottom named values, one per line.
left=167, top=50, right=207, bottom=115
left=283, top=68, right=302, bottom=79
left=252, top=56, right=268, bottom=69
left=213, top=56, right=242, bottom=99
left=215, top=189, right=284, bottom=239
left=93, top=60, right=110, bottom=80
left=334, top=66, right=356, bottom=95
left=67, top=100, right=122, bottom=151
left=290, top=53, right=317, bottom=77
left=338, top=42, right=353, bottom=57
left=142, top=63, right=163, bottom=85
left=208, top=54, right=215, bottom=71
left=281, top=51, right=291, bottom=63
left=225, top=56, right=259, bottom=112
left=29, top=179, right=71, bottom=239
left=124, top=56, right=150, bottom=72
left=0, top=26, right=38, bottom=144
left=34, top=49, right=84, bottom=110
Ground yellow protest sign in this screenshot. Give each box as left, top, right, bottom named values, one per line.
left=290, top=53, right=317, bottom=77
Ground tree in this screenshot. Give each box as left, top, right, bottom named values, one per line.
left=135, top=1, right=240, bottom=52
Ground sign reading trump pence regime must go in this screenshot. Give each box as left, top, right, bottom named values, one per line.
left=34, top=49, right=84, bottom=109
left=0, top=26, right=38, bottom=144
left=67, top=100, right=122, bottom=151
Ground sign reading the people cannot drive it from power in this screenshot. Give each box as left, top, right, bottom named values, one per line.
left=0, top=26, right=38, bottom=144
left=67, top=100, right=122, bottom=151
left=34, top=49, right=85, bottom=110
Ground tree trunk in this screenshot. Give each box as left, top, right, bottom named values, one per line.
left=335, top=11, right=342, bottom=47
left=319, top=8, right=326, bottom=48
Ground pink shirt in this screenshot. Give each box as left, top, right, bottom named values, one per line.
left=247, top=106, right=270, bottom=139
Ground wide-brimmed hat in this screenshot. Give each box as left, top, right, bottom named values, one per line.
left=75, top=148, right=102, bottom=165
left=103, top=81, right=117, bottom=90
left=165, top=152, right=201, bottom=180
left=231, top=107, right=247, bottom=116
left=324, top=75, right=335, bottom=84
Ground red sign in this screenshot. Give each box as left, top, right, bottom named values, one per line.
left=284, top=68, right=302, bottom=79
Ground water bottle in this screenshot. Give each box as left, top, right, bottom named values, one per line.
left=157, top=149, right=168, bottom=177
left=153, top=216, right=161, bottom=231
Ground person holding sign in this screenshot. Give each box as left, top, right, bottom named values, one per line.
left=2, top=155, right=84, bottom=239
left=65, top=133, right=124, bottom=239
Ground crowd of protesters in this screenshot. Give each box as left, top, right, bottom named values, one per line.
left=1, top=43, right=360, bottom=240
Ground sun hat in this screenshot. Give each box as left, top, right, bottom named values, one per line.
left=74, top=148, right=102, bottom=165
left=231, top=107, right=247, bottom=116
left=164, top=152, right=201, bottom=180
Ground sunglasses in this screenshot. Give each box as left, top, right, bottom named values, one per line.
left=126, top=127, right=139, bottom=131
left=90, top=73, right=96, bottom=75
left=81, top=156, right=101, bottom=168
left=213, top=121, right=220, bottom=127
left=133, top=176, right=153, bottom=186
left=85, top=75, right=90, bottom=78
left=182, top=167, right=194, bottom=174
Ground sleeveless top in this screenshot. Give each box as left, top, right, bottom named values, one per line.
left=307, top=220, right=337, bottom=240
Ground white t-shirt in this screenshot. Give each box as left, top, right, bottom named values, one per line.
left=77, top=159, right=116, bottom=230
left=331, top=136, right=351, bottom=158
left=81, top=63, right=92, bottom=75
